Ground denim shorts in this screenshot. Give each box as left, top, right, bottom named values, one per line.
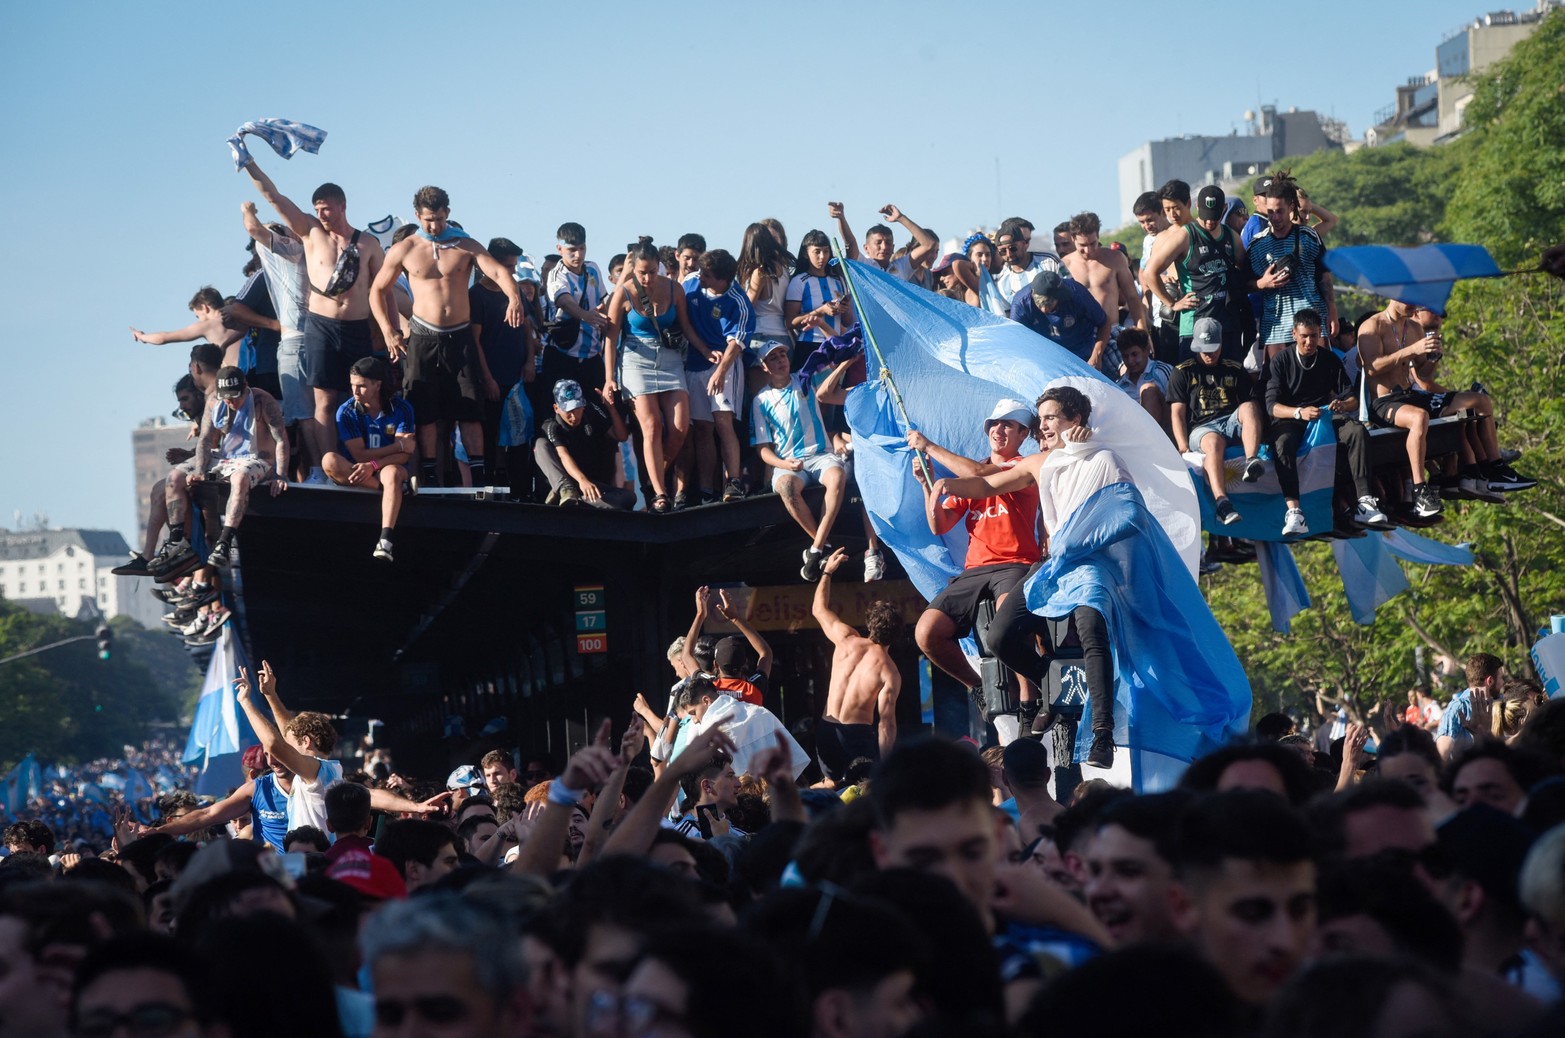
left=1189, top=411, right=1244, bottom=450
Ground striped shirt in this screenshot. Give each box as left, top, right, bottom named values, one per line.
left=750, top=372, right=831, bottom=459
left=993, top=252, right=1069, bottom=308
left=545, top=261, right=608, bottom=359
left=785, top=272, right=849, bottom=343
left=1247, top=225, right=1326, bottom=345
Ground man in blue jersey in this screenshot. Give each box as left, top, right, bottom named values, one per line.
left=680, top=249, right=754, bottom=505
left=1011, top=271, right=1113, bottom=373
left=321, top=356, right=415, bottom=562
left=749, top=342, right=857, bottom=581
left=141, top=747, right=294, bottom=850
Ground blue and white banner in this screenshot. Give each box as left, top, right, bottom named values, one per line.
left=1255, top=541, right=1311, bottom=634
left=1186, top=417, right=1336, bottom=542
left=1323, top=244, right=1501, bottom=315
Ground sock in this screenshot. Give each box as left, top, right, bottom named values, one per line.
left=468, top=458, right=487, bottom=485
left=168, top=524, right=185, bottom=543
left=419, top=459, right=438, bottom=485
left=380, top=528, right=394, bottom=543
left=218, top=525, right=237, bottom=547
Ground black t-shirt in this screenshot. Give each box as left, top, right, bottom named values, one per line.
left=1264, top=346, right=1353, bottom=415
left=469, top=282, right=528, bottom=389
left=1168, top=358, right=1255, bottom=426
left=543, top=401, right=618, bottom=484
left=238, top=270, right=279, bottom=373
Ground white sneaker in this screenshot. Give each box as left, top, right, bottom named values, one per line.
left=1282, top=508, right=1309, bottom=536
left=1354, top=496, right=1391, bottom=527
left=863, top=550, right=885, bottom=582
left=373, top=539, right=394, bottom=563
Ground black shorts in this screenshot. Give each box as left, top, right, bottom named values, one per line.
left=1370, top=386, right=1452, bottom=428
left=816, top=719, right=878, bottom=784
left=404, top=324, right=483, bottom=425
left=926, top=562, right=1033, bottom=637
left=303, top=314, right=373, bottom=392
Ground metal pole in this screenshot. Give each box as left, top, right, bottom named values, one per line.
left=0, top=635, right=95, bottom=667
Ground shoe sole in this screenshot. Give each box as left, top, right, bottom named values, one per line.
left=1489, top=481, right=1536, bottom=492
left=373, top=551, right=393, bottom=562
left=1218, top=512, right=1242, bottom=525
left=151, top=556, right=200, bottom=583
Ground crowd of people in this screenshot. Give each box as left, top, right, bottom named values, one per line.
left=4, top=654, right=1565, bottom=1037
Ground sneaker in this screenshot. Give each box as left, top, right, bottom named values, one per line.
left=1030, top=705, right=1058, bottom=734
left=1086, top=732, right=1115, bottom=768
left=800, top=546, right=827, bottom=582
left=161, top=608, right=196, bottom=629
left=558, top=484, right=583, bottom=507
left=1499, top=447, right=1522, bottom=464
left=111, top=553, right=151, bottom=577
left=1412, top=483, right=1443, bottom=518
left=1214, top=498, right=1242, bottom=525
left=206, top=540, right=233, bottom=569
left=201, top=606, right=231, bottom=636
left=373, top=539, right=395, bottom=563
left=151, top=585, right=183, bottom=604
left=1282, top=508, right=1309, bottom=537
left=721, top=478, right=746, bottom=503
left=543, top=487, right=560, bottom=507
left=672, top=492, right=690, bottom=511
left=967, top=685, right=992, bottom=724
left=1460, top=476, right=1506, bottom=503
left=178, top=612, right=209, bottom=637
left=407, top=475, right=420, bottom=496
left=184, top=626, right=222, bottom=648
left=863, top=550, right=886, bottom=582
left=1486, top=464, right=1537, bottom=492
left=305, top=468, right=329, bottom=486
left=1353, top=496, right=1394, bottom=528
left=148, top=538, right=195, bottom=574
left=1242, top=456, right=1265, bottom=483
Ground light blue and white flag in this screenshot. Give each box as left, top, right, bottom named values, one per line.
left=227, top=118, right=328, bottom=171
left=1255, top=541, right=1311, bottom=634
left=1332, top=533, right=1412, bottom=625
left=182, top=627, right=260, bottom=797
left=1382, top=528, right=1474, bottom=567
left=1323, top=244, right=1501, bottom=315
left=1185, top=417, right=1337, bottom=542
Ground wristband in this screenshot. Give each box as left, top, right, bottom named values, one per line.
left=546, top=780, right=587, bottom=807
left=370, top=459, right=380, bottom=473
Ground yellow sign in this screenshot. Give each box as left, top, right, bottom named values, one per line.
left=701, top=580, right=927, bottom=635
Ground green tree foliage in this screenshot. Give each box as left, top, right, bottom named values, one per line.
left=0, top=599, right=184, bottom=768
left=1208, top=10, right=1565, bottom=720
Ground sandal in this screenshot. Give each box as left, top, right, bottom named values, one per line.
left=651, top=493, right=671, bottom=514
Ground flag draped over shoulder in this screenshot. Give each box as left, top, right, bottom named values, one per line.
left=1023, top=483, right=1252, bottom=790
left=838, top=260, right=1200, bottom=598
left=182, top=628, right=260, bottom=797
left=1323, top=244, right=1501, bottom=315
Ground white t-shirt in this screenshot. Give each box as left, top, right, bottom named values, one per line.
left=993, top=252, right=1069, bottom=307
left=286, top=757, right=343, bottom=835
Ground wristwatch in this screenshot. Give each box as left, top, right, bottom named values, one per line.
left=1293, top=407, right=1303, bottom=420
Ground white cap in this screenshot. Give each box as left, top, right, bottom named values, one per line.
left=984, top=398, right=1035, bottom=428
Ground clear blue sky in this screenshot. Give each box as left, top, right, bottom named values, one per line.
left=0, top=0, right=1491, bottom=543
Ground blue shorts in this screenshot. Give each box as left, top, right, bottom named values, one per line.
left=771, top=451, right=846, bottom=493
left=1189, top=412, right=1244, bottom=450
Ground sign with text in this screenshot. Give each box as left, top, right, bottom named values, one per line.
left=574, top=585, right=605, bottom=609
left=576, top=633, right=608, bottom=654
left=703, top=580, right=927, bottom=634
left=575, top=610, right=606, bottom=632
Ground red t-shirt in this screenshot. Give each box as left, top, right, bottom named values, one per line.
left=715, top=675, right=764, bottom=706
left=941, top=459, right=1042, bottom=569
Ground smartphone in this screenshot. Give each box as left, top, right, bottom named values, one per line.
left=279, top=852, right=309, bottom=880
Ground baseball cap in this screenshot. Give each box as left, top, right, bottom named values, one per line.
left=930, top=251, right=960, bottom=273
left=552, top=379, right=586, bottom=412
left=1254, top=175, right=1276, bottom=196
left=713, top=635, right=749, bottom=673
left=326, top=850, right=408, bottom=901
left=1191, top=317, right=1224, bottom=353
left=215, top=366, right=247, bottom=399
left=447, top=765, right=484, bottom=793
left=757, top=339, right=788, bottom=360
left=984, top=398, right=1035, bottom=429
left=1196, top=185, right=1226, bottom=223
left=1030, top=270, right=1068, bottom=307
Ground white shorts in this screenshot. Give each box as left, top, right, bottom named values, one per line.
left=686, top=364, right=743, bottom=422
left=178, top=456, right=274, bottom=489
left=770, top=451, right=846, bottom=493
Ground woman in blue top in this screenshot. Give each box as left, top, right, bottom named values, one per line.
left=784, top=229, right=853, bottom=367
left=605, top=238, right=710, bottom=512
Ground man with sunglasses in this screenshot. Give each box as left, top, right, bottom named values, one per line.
left=993, top=216, right=1068, bottom=308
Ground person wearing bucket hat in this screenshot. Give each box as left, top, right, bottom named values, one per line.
left=908, top=398, right=1043, bottom=728
left=1168, top=318, right=1266, bottom=527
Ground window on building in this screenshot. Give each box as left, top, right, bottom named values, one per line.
left=18, top=582, right=25, bottom=593
left=78, top=579, right=85, bottom=589
left=57, top=580, right=65, bottom=590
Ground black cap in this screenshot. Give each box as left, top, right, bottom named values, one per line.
left=1197, top=185, right=1226, bottom=222
left=1254, top=175, right=1275, bottom=196
left=1030, top=270, right=1067, bottom=306
left=214, top=366, right=248, bottom=399
left=713, top=635, right=748, bottom=673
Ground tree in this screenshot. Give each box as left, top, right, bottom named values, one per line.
left=1271, top=143, right=1459, bottom=247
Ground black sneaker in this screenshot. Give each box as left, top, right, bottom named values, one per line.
left=148, top=538, right=195, bottom=573
left=111, top=553, right=151, bottom=576
left=967, top=685, right=992, bottom=724
left=1487, top=464, right=1537, bottom=492
left=800, top=546, right=827, bottom=582
left=672, top=492, right=690, bottom=511
left=1214, top=498, right=1242, bottom=525
left=721, top=478, right=745, bottom=503
left=1086, top=732, right=1115, bottom=768
left=1412, top=484, right=1443, bottom=518
left=206, top=541, right=233, bottom=568
left=1241, top=456, right=1265, bottom=482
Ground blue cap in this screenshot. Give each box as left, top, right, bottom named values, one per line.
left=553, top=379, right=585, bottom=411
left=446, top=764, right=483, bottom=792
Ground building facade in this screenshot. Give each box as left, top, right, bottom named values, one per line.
left=0, top=528, right=163, bottom=630
left=133, top=416, right=193, bottom=546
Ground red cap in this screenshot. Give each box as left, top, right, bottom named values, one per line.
left=325, top=850, right=407, bottom=900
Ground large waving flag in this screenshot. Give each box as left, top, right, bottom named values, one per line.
left=182, top=627, right=260, bottom=797
left=1024, top=483, right=1252, bottom=790
left=1186, top=417, right=1337, bottom=542
left=838, top=259, right=1200, bottom=599
left=1323, top=244, right=1501, bottom=315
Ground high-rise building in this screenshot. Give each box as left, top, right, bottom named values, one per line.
left=133, top=415, right=194, bottom=547
left=0, top=527, right=163, bottom=629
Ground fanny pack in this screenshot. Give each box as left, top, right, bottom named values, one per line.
left=313, top=230, right=362, bottom=298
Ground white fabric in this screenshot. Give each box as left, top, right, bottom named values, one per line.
left=1037, top=435, right=1134, bottom=538
left=285, top=757, right=343, bottom=834
left=684, top=695, right=808, bottom=780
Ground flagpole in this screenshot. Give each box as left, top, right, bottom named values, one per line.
left=830, top=239, right=935, bottom=487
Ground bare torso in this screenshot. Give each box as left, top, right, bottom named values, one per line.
left=1358, top=311, right=1417, bottom=398
left=305, top=226, right=382, bottom=321
left=393, top=236, right=482, bottom=326
left=824, top=636, right=898, bottom=725
left=1064, top=249, right=1127, bottom=319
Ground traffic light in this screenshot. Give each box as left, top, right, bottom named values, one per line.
left=96, top=624, right=112, bottom=661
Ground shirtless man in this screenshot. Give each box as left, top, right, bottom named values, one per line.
left=811, top=548, right=903, bottom=785
left=1358, top=302, right=1532, bottom=514
left=370, top=185, right=522, bottom=489
left=240, top=157, right=386, bottom=484
left=130, top=286, right=249, bottom=367
left=935, top=386, right=1131, bottom=768
left=1063, top=212, right=1147, bottom=339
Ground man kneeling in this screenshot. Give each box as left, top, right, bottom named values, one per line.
left=322, top=356, right=415, bottom=562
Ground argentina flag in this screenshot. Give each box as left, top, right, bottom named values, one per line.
left=182, top=627, right=260, bottom=797
left=1186, top=417, right=1337, bottom=541
left=1323, top=244, right=1501, bottom=314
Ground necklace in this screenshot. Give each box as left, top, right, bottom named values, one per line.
left=1297, top=346, right=1318, bottom=370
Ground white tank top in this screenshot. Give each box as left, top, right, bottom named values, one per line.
left=750, top=267, right=789, bottom=337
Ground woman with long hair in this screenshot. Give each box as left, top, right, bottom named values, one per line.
left=603, top=238, right=708, bottom=512
left=739, top=221, right=792, bottom=364
left=783, top=229, right=852, bottom=365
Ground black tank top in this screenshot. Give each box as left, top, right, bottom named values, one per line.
left=1183, top=223, right=1239, bottom=313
